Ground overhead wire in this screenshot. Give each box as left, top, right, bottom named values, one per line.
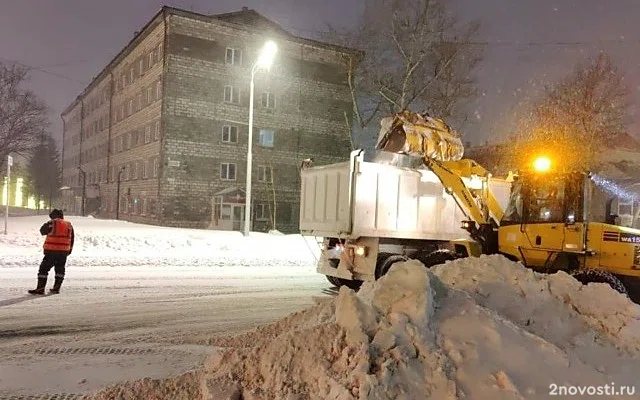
left=0, top=56, right=88, bottom=84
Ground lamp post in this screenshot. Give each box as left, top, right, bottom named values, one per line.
left=244, top=40, right=278, bottom=237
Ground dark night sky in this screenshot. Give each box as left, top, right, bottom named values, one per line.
left=1, top=0, right=638, bottom=145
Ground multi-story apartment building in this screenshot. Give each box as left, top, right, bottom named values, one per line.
left=61, top=6, right=358, bottom=233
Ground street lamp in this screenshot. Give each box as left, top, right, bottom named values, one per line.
left=244, top=40, right=278, bottom=237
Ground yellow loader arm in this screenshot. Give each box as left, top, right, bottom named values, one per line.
left=429, top=158, right=505, bottom=224
left=376, top=111, right=504, bottom=253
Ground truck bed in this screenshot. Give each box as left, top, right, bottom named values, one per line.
left=299, top=152, right=511, bottom=241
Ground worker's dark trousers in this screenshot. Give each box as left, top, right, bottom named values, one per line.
left=38, top=252, right=67, bottom=281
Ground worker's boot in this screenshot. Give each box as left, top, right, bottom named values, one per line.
left=49, top=277, right=64, bottom=294
left=28, top=278, right=47, bottom=295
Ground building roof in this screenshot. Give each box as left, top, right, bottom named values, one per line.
left=214, top=7, right=294, bottom=37
left=62, top=6, right=362, bottom=117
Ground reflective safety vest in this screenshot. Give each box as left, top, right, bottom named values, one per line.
left=43, top=219, right=73, bottom=252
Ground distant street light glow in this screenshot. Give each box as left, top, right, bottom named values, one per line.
left=15, top=178, right=23, bottom=207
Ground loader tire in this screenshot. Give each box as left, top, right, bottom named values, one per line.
left=418, top=249, right=457, bottom=268
left=618, top=276, right=640, bottom=304
left=570, top=269, right=628, bottom=296
left=375, top=252, right=407, bottom=279
left=336, top=278, right=363, bottom=290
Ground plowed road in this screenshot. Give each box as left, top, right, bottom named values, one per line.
left=0, top=266, right=331, bottom=399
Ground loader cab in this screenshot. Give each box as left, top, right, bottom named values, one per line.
left=502, top=172, right=586, bottom=225
left=498, top=171, right=588, bottom=270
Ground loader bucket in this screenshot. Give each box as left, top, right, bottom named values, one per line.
left=375, top=111, right=464, bottom=162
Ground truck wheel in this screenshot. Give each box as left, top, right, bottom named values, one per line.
left=418, top=249, right=457, bottom=268
left=326, top=275, right=341, bottom=287
left=570, top=269, right=628, bottom=296
left=326, top=275, right=363, bottom=290
left=375, top=252, right=407, bottom=279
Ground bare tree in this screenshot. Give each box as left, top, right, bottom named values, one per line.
left=510, top=53, right=631, bottom=170
left=28, top=132, right=62, bottom=210
left=0, top=63, right=48, bottom=172
left=326, top=0, right=483, bottom=148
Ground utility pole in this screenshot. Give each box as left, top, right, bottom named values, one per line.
left=116, top=167, right=124, bottom=219
left=79, top=167, right=86, bottom=217
left=4, top=155, right=13, bottom=235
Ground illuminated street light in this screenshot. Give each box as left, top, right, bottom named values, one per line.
left=244, top=40, right=278, bottom=237
left=533, top=156, right=552, bottom=173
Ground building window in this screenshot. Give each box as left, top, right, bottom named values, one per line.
left=261, top=92, right=276, bottom=109
left=255, top=203, right=269, bottom=220
left=127, top=99, right=133, bottom=116
left=139, top=58, right=145, bottom=74
left=220, top=163, right=236, bottom=181
left=152, top=158, right=159, bottom=177
left=154, top=120, right=160, bottom=140
left=156, top=80, right=162, bottom=99
left=148, top=51, right=155, bottom=68
left=257, top=165, right=272, bottom=182
left=222, top=125, right=238, bottom=143
left=132, top=130, right=139, bottom=147
left=258, top=129, right=274, bottom=147
left=224, top=86, right=240, bottom=104
left=129, top=67, right=135, bottom=84
left=147, top=86, right=154, bottom=103
left=132, top=162, right=138, bottom=180
left=145, top=125, right=151, bottom=144
left=142, top=160, right=148, bottom=179
left=225, top=48, right=242, bottom=65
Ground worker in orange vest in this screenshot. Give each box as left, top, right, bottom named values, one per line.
left=28, top=209, right=75, bottom=295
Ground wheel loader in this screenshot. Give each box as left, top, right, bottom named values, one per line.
left=299, top=110, right=640, bottom=297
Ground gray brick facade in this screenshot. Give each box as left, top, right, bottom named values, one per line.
left=61, top=7, right=357, bottom=233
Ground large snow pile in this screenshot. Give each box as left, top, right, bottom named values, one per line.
left=0, top=216, right=320, bottom=268
left=87, top=255, right=640, bottom=399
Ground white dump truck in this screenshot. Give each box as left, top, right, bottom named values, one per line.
left=299, top=147, right=511, bottom=288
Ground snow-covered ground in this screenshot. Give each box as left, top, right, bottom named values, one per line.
left=0, top=215, right=322, bottom=269
left=0, top=216, right=329, bottom=398
left=5, top=216, right=640, bottom=399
